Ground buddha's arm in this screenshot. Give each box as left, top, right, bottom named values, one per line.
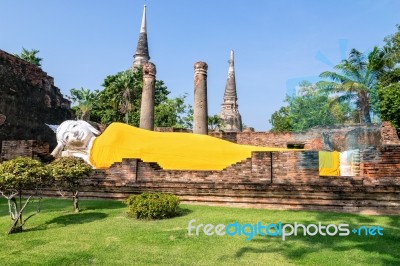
left=51, top=142, right=64, bottom=158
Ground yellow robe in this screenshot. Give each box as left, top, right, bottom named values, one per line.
left=89, top=123, right=288, bottom=170
left=318, top=151, right=340, bottom=176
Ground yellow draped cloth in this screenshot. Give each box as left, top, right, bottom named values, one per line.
left=89, top=123, right=289, bottom=170
left=319, top=151, right=340, bottom=176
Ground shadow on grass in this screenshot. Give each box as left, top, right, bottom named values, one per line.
left=1, top=197, right=126, bottom=217
left=80, top=199, right=126, bottom=211
left=229, top=213, right=400, bottom=265
left=46, top=212, right=108, bottom=225
left=234, top=246, right=274, bottom=257
left=176, top=207, right=193, bottom=218
left=26, top=212, right=108, bottom=232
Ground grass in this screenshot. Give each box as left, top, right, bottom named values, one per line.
left=0, top=197, right=399, bottom=266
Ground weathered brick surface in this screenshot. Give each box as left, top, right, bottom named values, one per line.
left=1, top=140, right=49, bottom=161
left=381, top=121, right=400, bottom=144
left=210, top=123, right=383, bottom=151
left=0, top=49, right=73, bottom=151
left=361, top=145, right=400, bottom=185
left=4, top=122, right=400, bottom=214
left=27, top=149, right=399, bottom=215
left=3, top=117, right=400, bottom=213
left=272, top=151, right=319, bottom=184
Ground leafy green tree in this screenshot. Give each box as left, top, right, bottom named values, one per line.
left=378, top=69, right=400, bottom=134
left=318, top=47, right=388, bottom=123
left=93, top=69, right=151, bottom=125
left=181, top=104, right=194, bottom=130
left=269, top=106, right=292, bottom=132
left=154, top=80, right=170, bottom=106
left=377, top=25, right=400, bottom=134
left=67, top=87, right=99, bottom=121
left=0, top=157, right=51, bottom=234
left=92, top=69, right=192, bottom=129
left=48, top=157, right=93, bottom=213
left=269, top=81, right=351, bottom=132
left=16, top=48, right=43, bottom=67
left=106, top=70, right=142, bottom=124
left=288, top=83, right=339, bottom=131
left=154, top=95, right=192, bottom=128
left=383, top=24, right=400, bottom=66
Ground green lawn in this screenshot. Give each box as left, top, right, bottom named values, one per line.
left=0, top=198, right=399, bottom=266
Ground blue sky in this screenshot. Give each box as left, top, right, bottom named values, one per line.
left=1, top=0, right=399, bottom=130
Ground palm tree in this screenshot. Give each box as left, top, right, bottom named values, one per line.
left=67, top=88, right=98, bottom=121
left=109, top=70, right=141, bottom=124
left=208, top=115, right=224, bottom=131
left=318, top=47, right=388, bottom=123
left=17, top=48, right=43, bottom=67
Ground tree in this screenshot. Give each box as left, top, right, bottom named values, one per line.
left=318, top=47, right=388, bottom=123
left=181, top=104, right=193, bottom=130
left=269, top=106, right=292, bottom=132
left=0, top=157, right=50, bottom=234
left=378, top=25, right=400, bottom=134
left=67, top=87, right=99, bottom=121
left=383, top=24, right=400, bottom=66
left=378, top=69, right=400, bottom=134
left=269, top=81, right=351, bottom=132
left=92, top=69, right=144, bottom=125
left=106, top=70, right=142, bottom=124
left=16, top=48, right=43, bottom=67
left=154, top=95, right=193, bottom=128
left=208, top=115, right=223, bottom=131
left=48, top=157, right=93, bottom=213
left=91, top=69, right=193, bottom=129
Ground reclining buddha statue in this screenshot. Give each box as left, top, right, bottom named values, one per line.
left=50, top=120, right=288, bottom=170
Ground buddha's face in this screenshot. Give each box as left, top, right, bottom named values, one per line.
left=58, top=121, right=95, bottom=148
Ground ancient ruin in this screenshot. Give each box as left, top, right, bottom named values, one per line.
left=0, top=49, right=73, bottom=154
left=193, top=61, right=209, bottom=135
left=1, top=5, right=399, bottom=215
left=219, top=50, right=243, bottom=132
left=139, top=62, right=156, bottom=130
left=132, top=5, right=150, bottom=70
left=3, top=122, right=399, bottom=214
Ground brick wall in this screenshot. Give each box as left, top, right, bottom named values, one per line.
left=381, top=121, right=400, bottom=145
left=71, top=148, right=398, bottom=214
left=210, top=123, right=383, bottom=151
left=23, top=148, right=397, bottom=215
left=0, top=49, right=73, bottom=151
left=361, top=145, right=400, bottom=185
left=1, top=140, right=49, bottom=161
left=3, top=123, right=400, bottom=214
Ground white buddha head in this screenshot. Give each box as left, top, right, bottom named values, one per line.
left=51, top=120, right=100, bottom=157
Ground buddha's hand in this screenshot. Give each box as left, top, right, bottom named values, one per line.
left=61, top=150, right=73, bottom=157
left=50, top=141, right=64, bottom=158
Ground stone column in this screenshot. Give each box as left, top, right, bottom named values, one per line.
left=193, top=61, right=208, bottom=135
left=140, top=62, right=156, bottom=130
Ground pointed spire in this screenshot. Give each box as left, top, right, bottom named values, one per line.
left=223, top=49, right=237, bottom=101
left=219, top=49, right=242, bottom=132
left=228, top=49, right=234, bottom=71
left=140, top=5, right=147, bottom=33
left=132, top=5, right=150, bottom=69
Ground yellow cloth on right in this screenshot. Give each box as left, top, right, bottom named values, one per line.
left=319, top=151, right=340, bottom=176
left=89, top=123, right=291, bottom=170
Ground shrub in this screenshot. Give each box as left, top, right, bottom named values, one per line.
left=48, top=157, right=93, bottom=212
left=0, top=157, right=51, bottom=234
left=126, top=192, right=180, bottom=219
